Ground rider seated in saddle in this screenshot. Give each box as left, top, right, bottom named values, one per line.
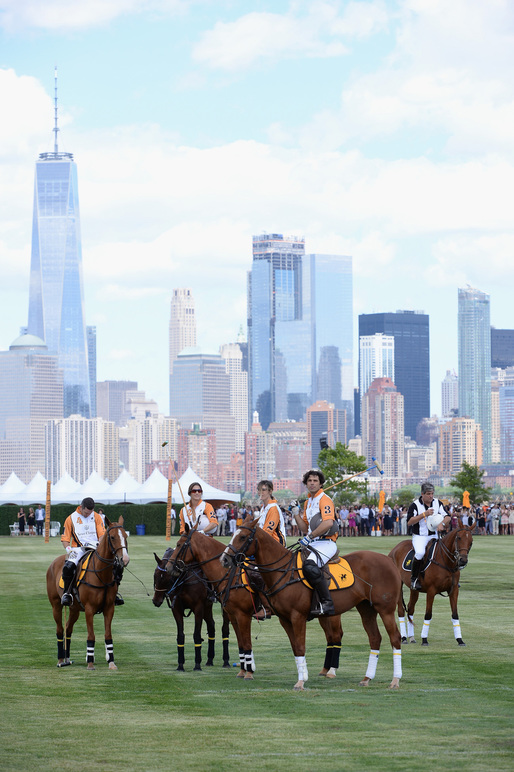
left=179, top=483, right=218, bottom=536
left=294, top=469, right=337, bottom=616
left=60, top=497, right=105, bottom=607
left=250, top=480, right=287, bottom=620
left=407, top=482, right=451, bottom=590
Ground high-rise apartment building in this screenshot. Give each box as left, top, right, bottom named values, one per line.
left=310, top=253, right=354, bottom=432
left=267, top=420, right=310, bottom=494
left=359, top=333, right=394, bottom=411
left=96, top=380, right=138, bottom=427
left=361, top=377, right=404, bottom=477
left=169, top=288, right=196, bottom=413
left=177, top=425, right=217, bottom=481
left=248, top=233, right=314, bottom=430
left=27, top=71, right=91, bottom=418
left=306, top=400, right=347, bottom=467
left=0, top=334, right=63, bottom=483
left=499, top=370, right=514, bottom=463
left=87, top=326, right=97, bottom=418
left=120, top=415, right=177, bottom=483
left=458, top=287, right=491, bottom=462
left=45, top=415, right=119, bottom=484
left=244, top=412, right=275, bottom=493
left=170, top=351, right=235, bottom=464
left=441, top=370, right=459, bottom=418
left=359, top=311, right=429, bottom=440
left=220, top=341, right=249, bottom=452
left=438, top=416, right=483, bottom=476
left=491, top=328, right=514, bottom=369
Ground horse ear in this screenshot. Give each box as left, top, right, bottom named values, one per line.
left=185, top=523, right=190, bottom=534
left=118, top=515, right=124, bottom=526
left=104, top=515, right=112, bottom=527
left=154, top=552, right=161, bottom=564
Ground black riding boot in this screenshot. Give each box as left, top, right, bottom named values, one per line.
left=410, top=558, right=423, bottom=591
left=61, top=560, right=76, bottom=606
left=303, top=561, right=335, bottom=616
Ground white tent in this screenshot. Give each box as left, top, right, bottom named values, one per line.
left=176, top=467, right=240, bottom=504
left=76, top=471, right=111, bottom=502
left=51, top=472, right=82, bottom=505
left=132, top=467, right=169, bottom=504
left=0, top=472, right=26, bottom=504
left=16, top=471, right=48, bottom=505
left=101, top=469, right=141, bottom=504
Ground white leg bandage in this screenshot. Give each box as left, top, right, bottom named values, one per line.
left=393, top=648, right=402, bottom=679
left=452, top=618, right=462, bottom=640
left=421, top=618, right=431, bottom=639
left=295, top=656, right=308, bottom=682
left=365, top=649, right=380, bottom=680
left=407, top=616, right=415, bottom=638
left=399, top=616, right=407, bottom=638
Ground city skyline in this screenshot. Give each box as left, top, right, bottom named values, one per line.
left=1, top=2, right=513, bottom=416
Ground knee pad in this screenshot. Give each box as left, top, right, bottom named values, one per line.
left=303, top=560, right=322, bottom=584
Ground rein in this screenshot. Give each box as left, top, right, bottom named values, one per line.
left=431, top=528, right=472, bottom=574
left=76, top=524, right=126, bottom=591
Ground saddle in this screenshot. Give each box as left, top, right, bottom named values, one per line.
left=59, top=550, right=94, bottom=591
left=402, top=540, right=438, bottom=574
left=296, top=553, right=354, bottom=591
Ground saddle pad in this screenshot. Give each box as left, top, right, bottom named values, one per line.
left=296, top=552, right=354, bottom=590
left=402, top=540, right=437, bottom=573
left=241, top=561, right=256, bottom=594
left=58, top=552, right=93, bottom=589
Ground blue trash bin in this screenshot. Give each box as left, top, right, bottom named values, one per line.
left=135, top=524, right=146, bottom=536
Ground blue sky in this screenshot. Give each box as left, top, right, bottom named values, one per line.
left=1, top=0, right=513, bottom=418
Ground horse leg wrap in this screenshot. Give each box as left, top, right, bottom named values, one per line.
left=295, top=655, right=308, bottom=683
left=222, top=637, right=230, bottom=665
left=177, top=633, right=185, bottom=667
left=64, top=632, right=72, bottom=660
left=421, top=618, right=431, bottom=640
left=323, top=646, right=332, bottom=671
left=244, top=650, right=255, bottom=673
left=365, top=649, right=380, bottom=680
left=57, top=635, right=65, bottom=660
left=407, top=616, right=415, bottom=638
left=452, top=618, right=463, bottom=640
left=207, top=636, right=215, bottom=663
left=331, top=644, right=341, bottom=670
left=393, top=648, right=402, bottom=679
left=105, top=638, right=114, bottom=664
left=238, top=647, right=245, bottom=670
left=398, top=616, right=407, bottom=639
left=86, top=639, right=95, bottom=665
left=194, top=642, right=202, bottom=668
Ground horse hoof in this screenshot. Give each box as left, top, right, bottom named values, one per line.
left=176, top=666, right=185, bottom=672
left=409, top=638, right=416, bottom=644
left=293, top=682, right=305, bottom=691
left=222, top=663, right=231, bottom=669
left=206, top=661, right=214, bottom=667
left=389, top=678, right=400, bottom=690
left=193, top=666, right=202, bottom=671
left=326, top=668, right=337, bottom=679
left=421, top=639, right=428, bottom=647
left=108, top=662, right=118, bottom=670
left=87, top=664, right=95, bottom=671
left=236, top=670, right=246, bottom=678
left=457, top=639, right=466, bottom=646
left=244, top=673, right=254, bottom=680
left=318, top=669, right=328, bottom=677
left=359, top=678, right=370, bottom=687
left=401, top=637, right=407, bottom=643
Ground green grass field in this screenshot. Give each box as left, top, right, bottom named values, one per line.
left=0, top=534, right=513, bottom=772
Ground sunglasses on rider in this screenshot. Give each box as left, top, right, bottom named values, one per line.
left=190, top=488, right=202, bottom=493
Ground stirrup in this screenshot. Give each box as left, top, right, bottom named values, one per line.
left=114, top=594, right=125, bottom=606
left=310, top=601, right=335, bottom=617
left=61, top=592, right=72, bottom=606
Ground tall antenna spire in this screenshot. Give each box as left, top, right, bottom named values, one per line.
left=53, top=66, right=59, bottom=154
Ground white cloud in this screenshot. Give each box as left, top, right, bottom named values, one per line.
left=426, top=233, right=514, bottom=289
left=192, top=1, right=389, bottom=71
left=0, top=0, right=187, bottom=32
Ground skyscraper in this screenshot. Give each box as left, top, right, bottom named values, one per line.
left=359, top=311, right=429, bottom=440
left=491, top=328, right=514, bottom=369
left=248, top=234, right=314, bottom=430
left=306, top=400, right=347, bottom=467
left=27, top=70, right=91, bottom=418
left=359, top=333, right=395, bottom=408
left=87, top=326, right=97, bottom=418
left=441, top=370, right=459, bottom=419
left=361, top=377, right=404, bottom=477
left=169, top=288, right=196, bottom=413
left=458, top=287, right=491, bottom=462
left=220, top=341, right=249, bottom=452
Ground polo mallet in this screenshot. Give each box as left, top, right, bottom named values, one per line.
left=161, top=441, right=188, bottom=511
left=324, top=457, right=384, bottom=494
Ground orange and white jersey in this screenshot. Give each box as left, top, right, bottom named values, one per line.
left=179, top=501, right=217, bottom=534
left=302, top=490, right=337, bottom=542
left=61, top=508, right=105, bottom=548
left=257, top=501, right=286, bottom=545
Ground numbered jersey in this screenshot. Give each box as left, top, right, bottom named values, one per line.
left=302, top=490, right=337, bottom=542
left=257, top=501, right=286, bottom=545
left=179, top=501, right=217, bottom=534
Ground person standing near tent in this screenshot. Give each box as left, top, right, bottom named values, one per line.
left=179, top=482, right=217, bottom=535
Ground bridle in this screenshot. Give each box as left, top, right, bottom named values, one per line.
left=436, top=527, right=473, bottom=571
left=222, top=524, right=257, bottom=566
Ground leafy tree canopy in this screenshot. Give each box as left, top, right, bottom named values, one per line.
left=317, top=443, right=368, bottom=506
left=450, top=461, right=492, bottom=506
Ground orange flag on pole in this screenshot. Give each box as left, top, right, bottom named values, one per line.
left=463, top=490, right=470, bottom=508
left=378, top=490, right=385, bottom=513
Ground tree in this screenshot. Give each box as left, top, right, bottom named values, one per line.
left=450, top=461, right=492, bottom=506
left=317, top=443, right=368, bottom=505
left=392, top=486, right=419, bottom=509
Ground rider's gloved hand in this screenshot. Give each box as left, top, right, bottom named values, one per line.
left=299, top=535, right=312, bottom=547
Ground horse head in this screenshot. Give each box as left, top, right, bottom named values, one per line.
left=165, top=530, right=193, bottom=578
left=454, top=526, right=473, bottom=569
left=153, top=552, right=171, bottom=607
left=220, top=516, right=259, bottom=568
left=102, top=517, right=130, bottom=569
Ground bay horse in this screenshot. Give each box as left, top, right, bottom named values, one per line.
left=220, top=518, right=403, bottom=691
left=389, top=526, right=473, bottom=646
left=46, top=517, right=129, bottom=670
left=153, top=550, right=231, bottom=670
left=165, top=527, right=344, bottom=681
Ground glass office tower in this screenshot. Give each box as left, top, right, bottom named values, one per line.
left=27, top=123, right=91, bottom=418
left=248, top=234, right=314, bottom=430
left=458, top=287, right=491, bottom=462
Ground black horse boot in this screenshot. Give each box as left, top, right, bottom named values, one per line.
left=61, top=560, right=76, bottom=606
left=410, top=558, right=423, bottom=591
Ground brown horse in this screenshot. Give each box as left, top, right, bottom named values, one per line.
left=153, top=551, right=231, bottom=670
left=165, top=528, right=344, bottom=681
left=46, top=517, right=129, bottom=670
left=220, top=518, right=403, bottom=690
left=389, top=526, right=473, bottom=646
